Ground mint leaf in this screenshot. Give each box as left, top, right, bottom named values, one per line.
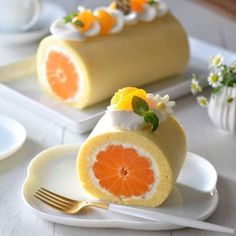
left=149, top=0, right=157, bottom=5
left=73, top=20, right=84, bottom=27
left=144, top=111, right=159, bottom=132
left=64, top=12, right=78, bottom=24
left=132, top=96, right=149, bottom=116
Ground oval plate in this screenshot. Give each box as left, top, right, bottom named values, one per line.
left=22, top=144, right=218, bottom=231
left=0, top=114, right=27, bottom=161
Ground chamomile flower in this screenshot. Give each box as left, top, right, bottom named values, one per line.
left=150, top=94, right=176, bottom=114
left=210, top=54, right=224, bottom=68
left=191, top=75, right=202, bottom=95
left=197, top=96, right=208, bottom=107
left=207, top=72, right=223, bottom=88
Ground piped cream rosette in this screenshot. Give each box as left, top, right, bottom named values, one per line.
left=77, top=87, right=187, bottom=207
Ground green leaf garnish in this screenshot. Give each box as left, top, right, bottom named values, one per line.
left=132, top=96, right=149, bottom=115
left=73, top=20, right=85, bottom=27
left=132, top=96, right=159, bottom=132
left=149, top=0, right=157, bottom=5
left=64, top=12, right=78, bottom=24
left=144, top=111, right=159, bottom=132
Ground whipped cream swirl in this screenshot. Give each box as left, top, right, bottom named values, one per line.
left=51, top=1, right=168, bottom=42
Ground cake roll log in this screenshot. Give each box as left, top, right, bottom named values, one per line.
left=37, top=13, right=189, bottom=109
left=77, top=112, right=187, bottom=207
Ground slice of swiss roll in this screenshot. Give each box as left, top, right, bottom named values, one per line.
left=37, top=1, right=189, bottom=109
left=77, top=87, right=187, bottom=207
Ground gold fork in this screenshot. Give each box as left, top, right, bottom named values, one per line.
left=34, top=187, right=108, bottom=214
left=34, top=187, right=235, bottom=234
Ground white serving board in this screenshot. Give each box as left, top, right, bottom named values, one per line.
left=1, top=37, right=236, bottom=134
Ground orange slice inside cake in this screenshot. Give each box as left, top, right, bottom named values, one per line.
left=45, top=50, right=79, bottom=100
left=93, top=145, right=155, bottom=197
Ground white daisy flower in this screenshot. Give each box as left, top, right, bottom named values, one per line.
left=149, top=94, right=176, bottom=115
left=210, top=54, right=224, bottom=68
left=197, top=96, right=208, bottom=107
left=191, top=77, right=202, bottom=95
left=207, top=72, right=223, bottom=88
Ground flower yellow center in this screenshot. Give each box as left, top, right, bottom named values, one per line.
left=157, top=102, right=166, bottom=111
left=211, top=74, right=219, bottom=83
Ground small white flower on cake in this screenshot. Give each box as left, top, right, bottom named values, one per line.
left=191, top=75, right=202, bottom=95
left=207, top=71, right=223, bottom=88
left=197, top=96, right=208, bottom=107
left=210, top=54, right=224, bottom=68
left=149, top=94, right=175, bottom=115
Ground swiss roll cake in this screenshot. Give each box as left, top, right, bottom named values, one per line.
left=37, top=0, right=189, bottom=109
left=77, top=87, right=187, bottom=207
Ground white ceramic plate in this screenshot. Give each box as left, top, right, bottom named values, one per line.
left=0, top=2, right=65, bottom=46
left=22, top=144, right=218, bottom=231
left=2, top=37, right=236, bottom=133
left=0, top=114, right=27, bottom=161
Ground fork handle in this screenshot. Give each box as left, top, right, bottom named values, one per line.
left=108, top=204, right=235, bottom=234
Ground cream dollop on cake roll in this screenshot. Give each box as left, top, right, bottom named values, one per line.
left=37, top=0, right=189, bottom=109
left=77, top=87, right=187, bottom=207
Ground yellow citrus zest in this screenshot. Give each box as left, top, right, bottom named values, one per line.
left=111, top=87, right=149, bottom=111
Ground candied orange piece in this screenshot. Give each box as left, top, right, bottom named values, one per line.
left=93, top=145, right=154, bottom=197
left=73, top=10, right=95, bottom=32
left=46, top=51, right=78, bottom=100
left=111, top=87, right=149, bottom=111
left=131, top=0, right=148, bottom=13
left=95, top=10, right=117, bottom=36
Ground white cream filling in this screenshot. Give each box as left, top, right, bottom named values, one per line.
left=41, top=46, right=85, bottom=103
left=89, top=141, right=160, bottom=200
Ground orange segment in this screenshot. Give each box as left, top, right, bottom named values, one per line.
left=73, top=10, right=95, bottom=32
left=95, top=10, right=117, bottom=36
left=111, top=87, right=149, bottom=111
left=93, top=145, right=155, bottom=197
left=46, top=51, right=78, bottom=100
left=131, top=0, right=148, bottom=13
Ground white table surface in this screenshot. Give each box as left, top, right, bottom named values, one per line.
left=1, top=0, right=236, bottom=236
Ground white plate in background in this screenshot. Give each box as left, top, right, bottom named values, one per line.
left=0, top=114, right=27, bottom=161
left=22, top=144, right=218, bottom=231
